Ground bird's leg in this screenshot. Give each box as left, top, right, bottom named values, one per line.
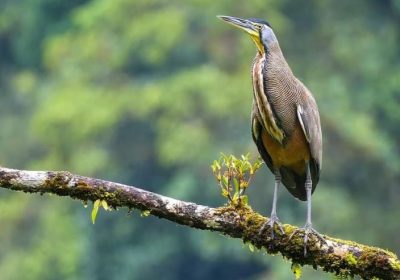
left=289, top=165, right=326, bottom=256
left=259, top=170, right=285, bottom=238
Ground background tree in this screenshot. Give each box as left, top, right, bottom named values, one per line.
left=0, top=0, right=399, bottom=279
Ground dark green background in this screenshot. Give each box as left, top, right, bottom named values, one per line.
left=1, top=0, right=399, bottom=279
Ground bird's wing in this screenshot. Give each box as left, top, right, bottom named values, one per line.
left=296, top=94, right=322, bottom=190
left=251, top=103, right=274, bottom=173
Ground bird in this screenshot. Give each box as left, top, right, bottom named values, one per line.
left=218, top=15, right=324, bottom=254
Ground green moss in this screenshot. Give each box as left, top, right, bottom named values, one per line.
left=389, top=258, right=400, bottom=271
left=18, top=168, right=400, bottom=279
left=344, top=253, right=357, bottom=266
left=329, top=237, right=397, bottom=259
left=42, top=173, right=134, bottom=211
left=215, top=203, right=400, bottom=279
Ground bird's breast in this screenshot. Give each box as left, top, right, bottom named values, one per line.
left=261, top=122, right=310, bottom=174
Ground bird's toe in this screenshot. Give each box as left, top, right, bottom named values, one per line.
left=289, top=223, right=326, bottom=256
left=259, top=215, right=285, bottom=238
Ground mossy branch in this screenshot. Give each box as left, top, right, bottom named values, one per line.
left=0, top=166, right=399, bottom=279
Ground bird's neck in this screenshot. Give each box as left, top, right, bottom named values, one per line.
left=260, top=27, right=278, bottom=50
left=263, top=41, right=282, bottom=56
left=252, top=53, right=286, bottom=144
left=252, top=43, right=297, bottom=141
left=264, top=43, right=293, bottom=77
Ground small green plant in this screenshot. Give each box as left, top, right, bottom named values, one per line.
left=211, top=153, right=263, bottom=207
left=291, top=263, right=302, bottom=279
left=91, top=199, right=111, bottom=224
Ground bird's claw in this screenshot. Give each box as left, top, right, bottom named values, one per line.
left=288, top=223, right=326, bottom=256
left=259, top=215, right=285, bottom=238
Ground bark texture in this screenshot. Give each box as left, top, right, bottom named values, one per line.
left=0, top=167, right=399, bottom=279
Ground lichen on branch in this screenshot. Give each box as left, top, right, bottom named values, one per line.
left=0, top=165, right=399, bottom=280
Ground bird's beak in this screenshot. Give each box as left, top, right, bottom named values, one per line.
left=217, top=15, right=259, bottom=38
left=217, top=15, right=263, bottom=52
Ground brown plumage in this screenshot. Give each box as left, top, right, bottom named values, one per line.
left=218, top=15, right=325, bottom=254
left=251, top=43, right=322, bottom=201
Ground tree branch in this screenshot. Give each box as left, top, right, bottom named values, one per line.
left=0, top=167, right=399, bottom=279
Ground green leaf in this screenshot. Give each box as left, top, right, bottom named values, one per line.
left=91, top=199, right=101, bottom=224
left=253, top=160, right=263, bottom=172
left=222, top=175, right=229, bottom=187
left=291, top=263, right=302, bottom=280
left=141, top=210, right=151, bottom=217
left=241, top=195, right=249, bottom=205
left=211, top=160, right=220, bottom=173
left=232, top=192, right=239, bottom=202
left=101, top=200, right=110, bottom=211
left=242, top=161, right=251, bottom=172
left=248, top=243, right=255, bottom=252
left=233, top=178, right=239, bottom=193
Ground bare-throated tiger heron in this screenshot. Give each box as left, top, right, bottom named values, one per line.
left=218, top=15, right=325, bottom=255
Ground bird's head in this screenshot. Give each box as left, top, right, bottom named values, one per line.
left=217, top=15, right=277, bottom=53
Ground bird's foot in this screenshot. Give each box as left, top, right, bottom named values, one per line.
left=288, top=223, right=326, bottom=256
left=259, top=214, right=285, bottom=238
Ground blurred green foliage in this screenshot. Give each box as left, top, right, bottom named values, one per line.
left=1, top=0, right=399, bottom=279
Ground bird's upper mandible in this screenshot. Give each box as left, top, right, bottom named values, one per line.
left=217, top=15, right=277, bottom=54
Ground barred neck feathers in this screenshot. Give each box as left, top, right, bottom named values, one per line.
left=263, top=44, right=300, bottom=136
left=252, top=53, right=285, bottom=144
left=265, top=42, right=290, bottom=71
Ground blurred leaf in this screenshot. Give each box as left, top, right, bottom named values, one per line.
left=291, top=263, right=302, bottom=280
left=140, top=210, right=150, bottom=217
left=101, top=200, right=110, bottom=211
left=248, top=243, right=255, bottom=253
left=92, top=199, right=101, bottom=224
